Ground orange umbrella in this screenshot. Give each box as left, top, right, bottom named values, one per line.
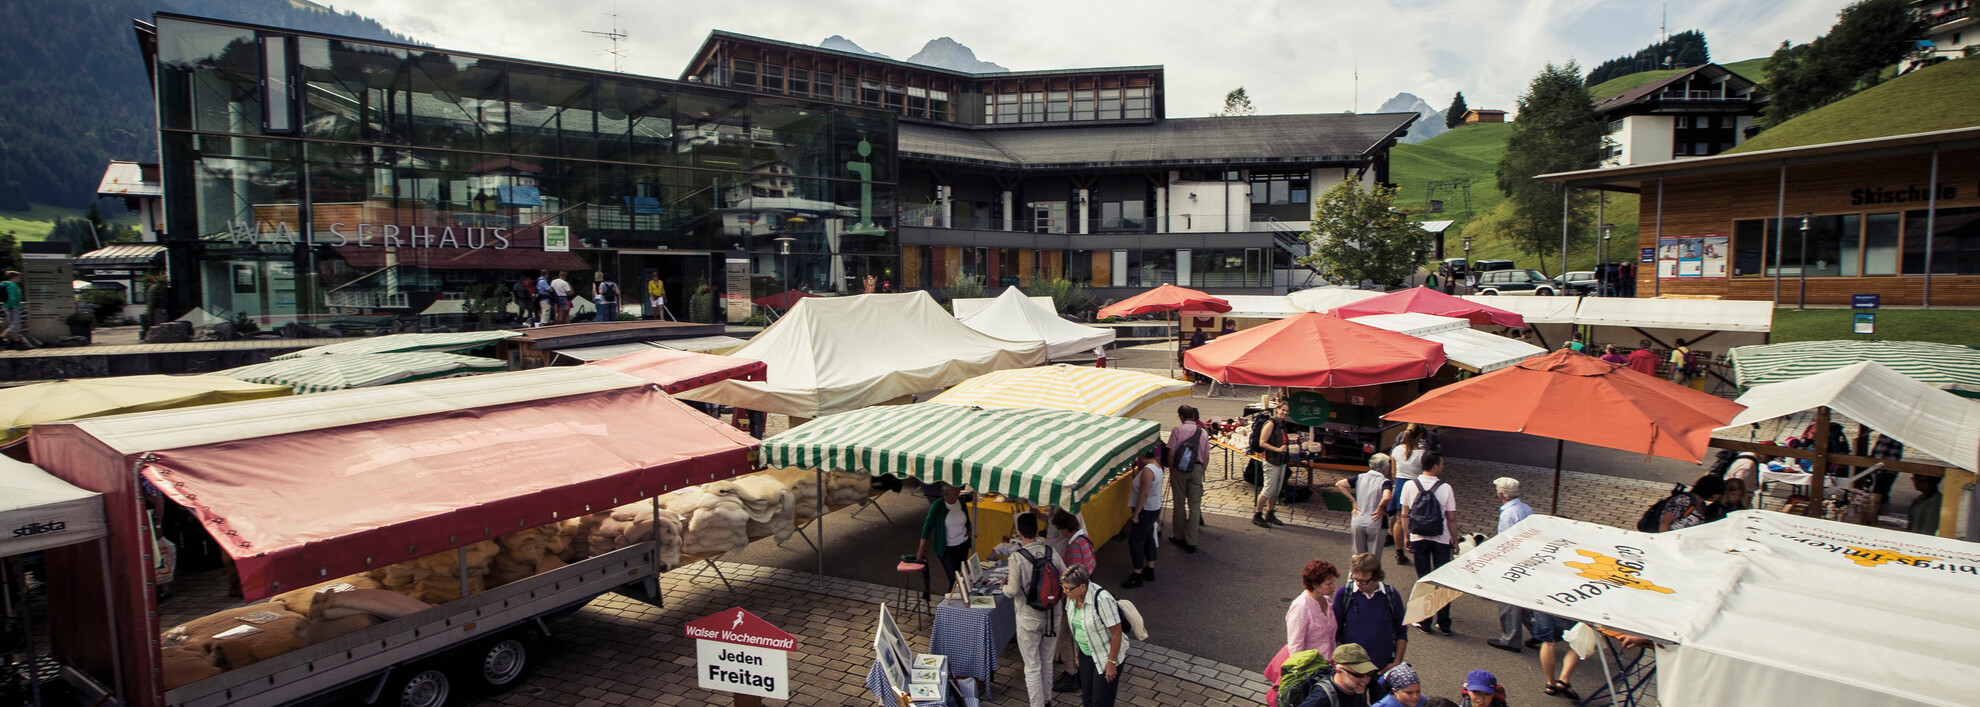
left=1384, top=349, right=1744, bottom=513
left=1185, top=313, right=1447, bottom=388
left=1097, top=285, right=1231, bottom=377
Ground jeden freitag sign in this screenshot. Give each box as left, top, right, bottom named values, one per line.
left=686, top=607, right=797, bottom=701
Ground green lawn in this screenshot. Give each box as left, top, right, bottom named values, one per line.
left=1729, top=58, right=1980, bottom=153
left=1721, top=57, right=1769, bottom=84
left=0, top=203, right=92, bottom=241
left=1390, top=123, right=1514, bottom=217
left=1586, top=68, right=1684, bottom=101
left=1770, top=308, right=1980, bottom=345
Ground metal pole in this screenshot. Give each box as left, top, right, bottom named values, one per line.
left=1550, top=438, right=1565, bottom=516
left=815, top=468, right=825, bottom=582
left=1798, top=216, right=1809, bottom=310
left=1773, top=164, right=1785, bottom=304
left=1653, top=178, right=1663, bottom=297
left=1810, top=406, right=1830, bottom=518
left=1923, top=148, right=1939, bottom=308
left=1560, top=187, right=1570, bottom=280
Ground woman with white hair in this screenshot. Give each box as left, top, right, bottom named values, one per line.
left=1338, top=453, right=1395, bottom=557
left=1488, top=477, right=1534, bottom=653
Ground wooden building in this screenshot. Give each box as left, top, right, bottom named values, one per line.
left=1464, top=109, right=1508, bottom=124
left=1540, top=126, right=1980, bottom=306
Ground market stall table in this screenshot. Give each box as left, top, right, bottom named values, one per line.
left=930, top=593, right=1018, bottom=697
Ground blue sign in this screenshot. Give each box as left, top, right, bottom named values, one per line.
left=1854, top=313, right=1876, bottom=335
left=1639, top=247, right=1655, bottom=263
left=1852, top=293, right=1880, bottom=309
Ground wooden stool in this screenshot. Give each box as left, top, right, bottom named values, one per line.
left=895, top=559, right=930, bottom=630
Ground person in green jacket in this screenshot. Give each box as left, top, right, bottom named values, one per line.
left=916, top=483, right=974, bottom=595
left=2, top=271, right=27, bottom=349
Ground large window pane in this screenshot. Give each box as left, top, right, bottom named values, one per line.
left=1864, top=212, right=1899, bottom=275
left=1732, top=219, right=1765, bottom=276
left=405, top=52, right=506, bottom=153
left=298, top=37, right=408, bottom=143
left=836, top=109, right=894, bottom=183
left=749, top=98, right=834, bottom=178
left=158, top=18, right=264, bottom=134
left=1905, top=206, right=1980, bottom=275
left=508, top=68, right=595, bottom=159
left=1191, top=248, right=1250, bottom=287
left=676, top=89, right=750, bottom=171
left=597, top=79, right=672, bottom=163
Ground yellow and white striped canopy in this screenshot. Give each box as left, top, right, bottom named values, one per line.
left=927, top=364, right=1192, bottom=417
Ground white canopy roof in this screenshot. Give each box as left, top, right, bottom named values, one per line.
left=1286, top=287, right=1382, bottom=313
left=550, top=335, right=751, bottom=362
left=1573, top=297, right=1774, bottom=332
left=1348, top=313, right=1548, bottom=373
left=1181, top=294, right=1304, bottom=319
left=956, top=288, right=1115, bottom=360
left=0, top=456, right=105, bottom=556
left=1458, top=294, right=1582, bottom=324
left=1412, top=511, right=1980, bottom=707
left=677, top=292, right=1048, bottom=418
left=1725, top=361, right=1980, bottom=473
left=952, top=293, right=1056, bottom=319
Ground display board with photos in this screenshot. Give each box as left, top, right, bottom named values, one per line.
left=1657, top=233, right=1729, bottom=279
left=874, top=603, right=914, bottom=694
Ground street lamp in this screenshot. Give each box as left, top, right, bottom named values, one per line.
left=1600, top=223, right=1614, bottom=296
left=773, top=236, right=796, bottom=298
left=1462, top=236, right=1473, bottom=293
left=1797, top=213, right=1811, bottom=310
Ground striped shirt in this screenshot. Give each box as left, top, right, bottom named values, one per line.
left=1069, top=582, right=1128, bottom=662
left=1062, top=531, right=1096, bottom=574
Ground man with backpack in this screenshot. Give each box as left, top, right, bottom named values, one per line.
left=1003, top=513, right=1067, bottom=707
left=1332, top=553, right=1408, bottom=700
left=1292, top=644, right=1379, bottom=707
left=1255, top=399, right=1296, bottom=528
left=1166, top=405, right=1209, bottom=553
left=592, top=271, right=620, bottom=323
left=1396, top=452, right=1458, bottom=635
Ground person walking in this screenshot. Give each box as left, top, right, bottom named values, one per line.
left=1388, top=425, right=1428, bottom=565
left=1338, top=454, right=1394, bottom=557
left=1166, top=405, right=1209, bottom=553
left=1256, top=399, right=1296, bottom=528
left=1004, top=513, right=1067, bottom=707
left=592, top=271, right=620, bottom=323
left=1668, top=338, right=1693, bottom=384
left=1536, top=612, right=1583, bottom=700
left=914, top=483, right=974, bottom=595
left=1397, top=452, right=1457, bottom=635
left=1625, top=339, right=1661, bottom=377
left=1598, top=344, right=1628, bottom=365
left=512, top=276, right=538, bottom=327
left=535, top=270, right=555, bottom=325
left=1486, top=478, right=1533, bottom=653
left=1122, top=448, right=1163, bottom=588
left=1064, top=565, right=1128, bottom=707
left=550, top=271, right=574, bottom=325
left=1276, top=559, right=1341, bottom=680
left=1332, top=554, right=1409, bottom=687
left=1656, top=474, right=1723, bottom=532
left=645, top=272, right=668, bottom=320
left=1293, top=644, right=1379, bottom=707
left=2, top=271, right=30, bottom=349
left=1051, top=509, right=1095, bottom=693
left=1373, top=663, right=1422, bottom=707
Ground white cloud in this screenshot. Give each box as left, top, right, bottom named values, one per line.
left=326, top=0, right=1852, bottom=119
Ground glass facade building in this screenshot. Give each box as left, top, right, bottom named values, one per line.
left=149, top=14, right=898, bottom=326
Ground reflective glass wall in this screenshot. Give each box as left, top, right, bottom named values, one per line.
left=155, top=16, right=898, bottom=326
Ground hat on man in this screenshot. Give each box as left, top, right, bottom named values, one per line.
left=1465, top=669, right=1499, bottom=693
left=1332, top=644, right=1378, bottom=674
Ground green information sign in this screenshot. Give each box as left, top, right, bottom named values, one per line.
left=1288, top=390, right=1332, bottom=427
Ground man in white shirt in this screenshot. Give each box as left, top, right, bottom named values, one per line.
left=1395, top=452, right=1457, bottom=635
left=550, top=271, right=574, bottom=324
left=1004, top=513, right=1067, bottom=707
left=1488, top=477, right=1533, bottom=652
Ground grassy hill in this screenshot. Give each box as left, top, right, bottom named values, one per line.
left=1722, top=57, right=1769, bottom=83
left=1729, top=58, right=1980, bottom=153
left=1389, top=122, right=1633, bottom=275
left=1585, top=69, right=1684, bottom=101
left=0, top=203, right=131, bottom=241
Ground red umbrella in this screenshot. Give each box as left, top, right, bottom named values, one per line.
left=1384, top=349, right=1745, bottom=512
left=1184, top=312, right=1447, bottom=388
left=1097, top=284, right=1231, bottom=318
left=1331, top=287, right=1526, bottom=328
left=752, top=290, right=817, bottom=310
left=591, top=348, right=767, bottom=394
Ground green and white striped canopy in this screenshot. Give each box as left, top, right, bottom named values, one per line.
left=220, top=352, right=508, bottom=394
left=1731, top=340, right=1980, bottom=394
left=759, top=403, right=1160, bottom=510
left=272, top=331, right=520, bottom=360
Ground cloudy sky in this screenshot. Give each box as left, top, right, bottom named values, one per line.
left=328, top=0, right=1853, bottom=117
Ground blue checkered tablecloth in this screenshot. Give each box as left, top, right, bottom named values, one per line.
left=867, top=660, right=900, bottom=707
left=929, top=594, right=1015, bottom=698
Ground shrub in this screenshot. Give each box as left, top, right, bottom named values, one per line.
left=79, top=289, right=126, bottom=324
left=1023, top=278, right=1094, bottom=317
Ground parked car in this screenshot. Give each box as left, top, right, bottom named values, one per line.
left=1471, top=259, right=1516, bottom=273
left=1561, top=270, right=1600, bottom=295
left=1475, top=268, right=1561, bottom=296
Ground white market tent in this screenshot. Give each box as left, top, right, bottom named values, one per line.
left=1458, top=294, right=1581, bottom=347
left=1726, top=361, right=1980, bottom=474
left=0, top=456, right=105, bottom=557
left=1286, top=286, right=1382, bottom=313
left=1181, top=294, right=1304, bottom=320
left=677, top=291, right=1048, bottom=418
left=951, top=293, right=1057, bottom=319
left=956, top=287, right=1115, bottom=360
left=1410, top=511, right=1980, bottom=707
left=1347, top=312, right=1548, bottom=373
left=1572, top=297, right=1773, bottom=361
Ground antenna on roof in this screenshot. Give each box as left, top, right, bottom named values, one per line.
left=1353, top=62, right=1359, bottom=114
left=583, top=13, right=629, bottom=72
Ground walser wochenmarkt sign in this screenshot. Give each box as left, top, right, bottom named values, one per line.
left=686, top=607, right=796, bottom=703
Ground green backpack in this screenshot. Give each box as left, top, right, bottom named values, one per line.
left=1277, top=649, right=1331, bottom=706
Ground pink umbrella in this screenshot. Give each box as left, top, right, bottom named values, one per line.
left=1332, top=287, right=1526, bottom=328
left=1097, top=285, right=1232, bottom=377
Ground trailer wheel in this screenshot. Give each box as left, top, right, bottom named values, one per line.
left=472, top=632, right=535, bottom=692
left=383, top=663, right=454, bottom=707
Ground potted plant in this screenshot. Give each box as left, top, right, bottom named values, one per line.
left=65, top=311, right=95, bottom=340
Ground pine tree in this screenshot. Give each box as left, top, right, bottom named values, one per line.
left=1214, top=87, right=1256, bottom=117
left=1444, top=92, right=1469, bottom=129
left=1298, top=181, right=1425, bottom=289
left=1495, top=62, right=1603, bottom=276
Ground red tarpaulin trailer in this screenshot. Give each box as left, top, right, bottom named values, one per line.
left=30, top=366, right=758, bottom=707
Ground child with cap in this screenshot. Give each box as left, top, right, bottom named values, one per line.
left=1460, top=670, right=1508, bottom=707
left=1372, top=663, right=1421, bottom=707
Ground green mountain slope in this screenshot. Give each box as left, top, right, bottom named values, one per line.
left=1729, top=58, right=1980, bottom=153
left=1721, top=57, right=1769, bottom=83
left=1586, top=69, right=1684, bottom=101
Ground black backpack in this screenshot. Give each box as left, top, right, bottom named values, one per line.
left=1406, top=478, right=1447, bottom=537
left=1169, top=425, right=1203, bottom=471
left=1247, top=413, right=1272, bottom=454
left=1635, top=483, right=1690, bottom=532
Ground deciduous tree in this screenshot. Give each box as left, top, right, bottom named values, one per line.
left=1214, top=87, right=1256, bottom=117
left=1760, top=0, right=1924, bottom=128
left=1495, top=62, right=1603, bottom=276
left=1298, top=180, right=1424, bottom=289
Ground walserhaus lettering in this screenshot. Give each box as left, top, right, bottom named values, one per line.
left=224, top=220, right=516, bottom=250
left=1849, top=183, right=1960, bottom=206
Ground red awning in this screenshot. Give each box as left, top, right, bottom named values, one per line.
left=591, top=348, right=767, bottom=394
left=137, top=386, right=757, bottom=600
left=1331, top=287, right=1526, bottom=328
left=1183, top=312, right=1447, bottom=388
